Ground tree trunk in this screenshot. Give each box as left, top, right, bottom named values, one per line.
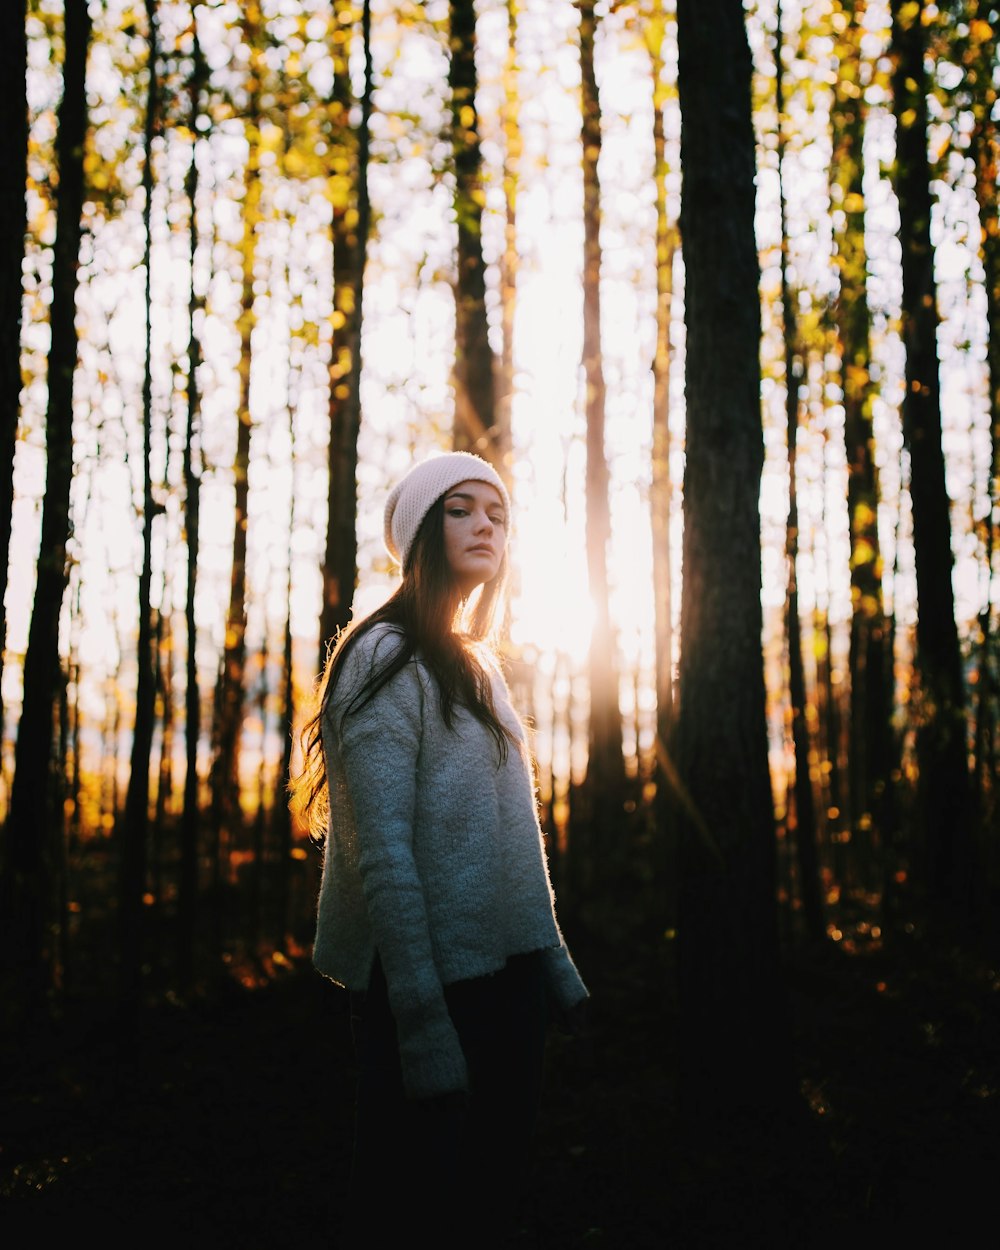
left=776, top=0, right=825, bottom=944
left=831, top=0, right=893, bottom=874
left=966, top=7, right=1000, bottom=898
left=816, top=400, right=849, bottom=889
left=647, top=2, right=677, bottom=761
left=0, top=0, right=28, bottom=734
left=248, top=647, right=268, bottom=957
left=448, top=0, right=499, bottom=462
left=118, top=0, right=160, bottom=1015
left=890, top=0, right=972, bottom=909
left=150, top=595, right=174, bottom=985
left=319, top=0, right=373, bottom=651
left=0, top=0, right=92, bottom=1014
left=674, top=0, right=792, bottom=1120
left=274, top=364, right=299, bottom=945
left=210, top=6, right=264, bottom=899
left=579, top=0, right=625, bottom=878
left=178, top=21, right=206, bottom=990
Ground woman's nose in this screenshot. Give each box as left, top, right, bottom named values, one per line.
left=473, top=510, right=493, bottom=533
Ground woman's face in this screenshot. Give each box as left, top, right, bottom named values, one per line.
left=442, top=479, right=508, bottom=595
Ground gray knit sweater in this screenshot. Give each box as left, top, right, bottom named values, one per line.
left=313, top=622, right=588, bottom=1099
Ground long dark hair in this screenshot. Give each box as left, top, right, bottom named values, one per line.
left=289, top=496, right=519, bottom=844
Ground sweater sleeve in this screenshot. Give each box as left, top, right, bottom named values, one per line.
left=542, top=937, right=589, bottom=1011
left=332, top=634, right=469, bottom=1099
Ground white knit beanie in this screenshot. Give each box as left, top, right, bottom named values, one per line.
left=383, top=451, right=511, bottom=569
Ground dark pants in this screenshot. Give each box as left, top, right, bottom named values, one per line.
left=341, top=951, right=549, bottom=1248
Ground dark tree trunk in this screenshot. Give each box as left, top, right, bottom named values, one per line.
left=890, top=0, right=972, bottom=909
left=319, top=0, right=372, bottom=651
left=61, top=640, right=82, bottom=992
left=966, top=11, right=1000, bottom=889
left=579, top=0, right=625, bottom=879
left=0, top=0, right=28, bottom=734
left=178, top=23, right=206, bottom=990
left=103, top=646, right=125, bottom=831
left=210, top=10, right=264, bottom=908
left=674, top=0, right=792, bottom=1120
left=649, top=2, right=677, bottom=761
left=274, top=367, right=299, bottom=944
left=816, top=403, right=849, bottom=889
left=151, top=597, right=174, bottom=981
left=776, top=1, right=825, bottom=945
left=0, top=0, right=92, bottom=1014
left=448, top=0, right=499, bottom=463
left=248, top=651, right=268, bottom=956
left=118, top=0, right=160, bottom=1015
left=880, top=442, right=908, bottom=926
left=831, top=0, right=893, bottom=873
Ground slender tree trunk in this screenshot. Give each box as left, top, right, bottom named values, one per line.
left=0, top=0, right=92, bottom=1014
left=62, top=629, right=82, bottom=992
left=890, top=0, right=972, bottom=909
left=579, top=0, right=625, bottom=877
left=881, top=442, right=907, bottom=925
left=179, top=23, right=206, bottom=990
left=449, top=0, right=499, bottom=462
left=274, top=357, right=299, bottom=944
left=648, top=2, right=677, bottom=761
left=816, top=398, right=849, bottom=889
left=118, top=0, right=161, bottom=1014
left=55, top=649, right=71, bottom=987
left=210, top=6, right=264, bottom=906
left=776, top=0, right=824, bottom=944
left=831, top=0, right=893, bottom=876
left=102, top=644, right=124, bottom=835
left=0, top=0, right=28, bottom=734
left=319, top=0, right=372, bottom=651
left=248, top=646, right=268, bottom=958
left=674, top=0, right=792, bottom=1120
left=150, top=598, right=173, bottom=980
left=966, top=8, right=1000, bottom=892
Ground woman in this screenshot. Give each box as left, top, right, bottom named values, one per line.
left=291, top=450, right=588, bottom=1246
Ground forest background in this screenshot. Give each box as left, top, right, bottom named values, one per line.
left=2, top=0, right=1000, bottom=1242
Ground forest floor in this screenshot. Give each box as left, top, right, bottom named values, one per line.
left=3, top=900, right=999, bottom=1249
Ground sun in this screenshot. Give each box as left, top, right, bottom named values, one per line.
left=507, top=491, right=595, bottom=671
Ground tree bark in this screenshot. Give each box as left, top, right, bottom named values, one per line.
left=178, top=21, right=206, bottom=990
left=210, top=4, right=264, bottom=889
left=776, top=0, right=825, bottom=944
left=319, top=0, right=373, bottom=649
left=448, top=0, right=500, bottom=462
left=831, top=0, right=893, bottom=872
left=1, top=0, right=92, bottom=1013
left=647, top=2, right=677, bottom=756
left=674, top=0, right=792, bottom=1119
left=890, top=0, right=972, bottom=909
left=118, top=0, right=161, bottom=1015
left=965, top=8, right=1000, bottom=870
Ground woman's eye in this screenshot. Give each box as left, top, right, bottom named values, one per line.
left=447, top=508, right=468, bottom=517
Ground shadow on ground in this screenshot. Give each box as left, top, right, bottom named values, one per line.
left=3, top=915, right=999, bottom=1248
